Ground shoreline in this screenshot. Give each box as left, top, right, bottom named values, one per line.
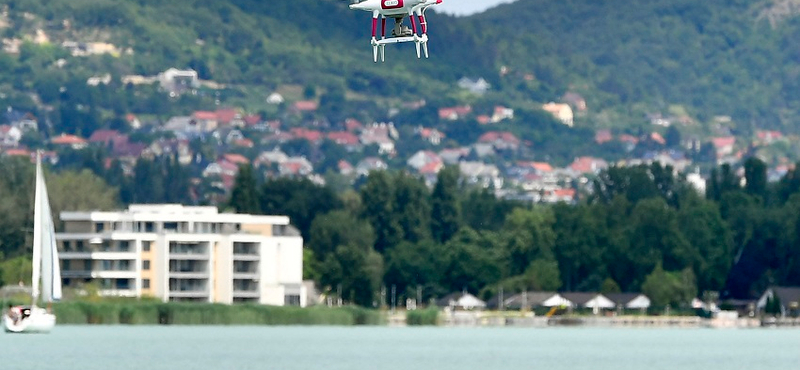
left=396, top=310, right=781, bottom=328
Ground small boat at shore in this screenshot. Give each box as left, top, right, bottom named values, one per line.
left=3, top=152, right=61, bottom=333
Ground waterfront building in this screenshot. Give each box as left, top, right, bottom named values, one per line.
left=56, top=204, right=306, bottom=306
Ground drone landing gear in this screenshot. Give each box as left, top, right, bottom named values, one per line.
left=369, top=11, right=430, bottom=63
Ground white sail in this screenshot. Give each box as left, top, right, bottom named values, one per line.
left=39, top=157, right=62, bottom=302
left=31, top=152, right=61, bottom=304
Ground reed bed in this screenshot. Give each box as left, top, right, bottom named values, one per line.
left=50, top=301, right=385, bottom=326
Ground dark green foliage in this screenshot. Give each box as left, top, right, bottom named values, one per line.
left=359, top=171, right=403, bottom=253
left=259, top=178, right=341, bottom=239
left=227, top=164, right=261, bottom=214
left=431, top=166, right=462, bottom=244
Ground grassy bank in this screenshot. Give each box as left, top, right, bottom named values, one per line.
left=45, top=301, right=385, bottom=326
left=406, top=308, right=440, bottom=326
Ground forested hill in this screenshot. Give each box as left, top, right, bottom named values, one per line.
left=6, top=0, right=800, bottom=132
left=467, top=0, right=800, bottom=131
left=1, top=0, right=473, bottom=98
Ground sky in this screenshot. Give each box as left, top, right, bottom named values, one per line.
left=435, top=0, right=517, bottom=16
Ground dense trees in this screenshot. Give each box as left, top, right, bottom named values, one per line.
left=226, top=157, right=800, bottom=307
left=3, top=152, right=799, bottom=307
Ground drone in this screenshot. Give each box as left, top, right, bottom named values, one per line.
left=349, top=0, right=443, bottom=62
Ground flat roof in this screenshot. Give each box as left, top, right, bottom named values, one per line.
left=60, top=204, right=291, bottom=225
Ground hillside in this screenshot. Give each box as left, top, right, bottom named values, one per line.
left=4, top=0, right=800, bottom=134
left=468, top=0, right=800, bottom=132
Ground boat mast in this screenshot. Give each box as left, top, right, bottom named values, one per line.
left=30, top=151, right=43, bottom=307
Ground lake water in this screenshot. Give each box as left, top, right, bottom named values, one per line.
left=1, top=326, right=797, bottom=370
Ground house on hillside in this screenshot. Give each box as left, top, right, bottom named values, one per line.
left=595, top=129, right=613, bottom=144
left=327, top=131, right=361, bottom=152
left=439, top=148, right=470, bottom=164
left=416, top=127, right=445, bottom=145
left=158, top=68, right=199, bottom=96
left=291, top=128, right=323, bottom=144
left=360, top=123, right=398, bottom=155
left=439, top=105, right=472, bottom=121
left=491, top=106, right=514, bottom=123
left=0, top=125, right=22, bottom=146
left=266, top=92, right=284, bottom=105
left=570, top=156, right=608, bottom=175
left=711, top=136, right=736, bottom=158
left=542, top=102, right=574, bottom=127
left=291, top=100, right=319, bottom=113
left=279, top=157, right=314, bottom=177
left=562, top=92, right=587, bottom=112
left=478, top=131, right=520, bottom=151
left=356, top=157, right=388, bottom=176
left=89, top=129, right=128, bottom=148
left=459, top=161, right=502, bottom=189
left=51, top=134, right=87, bottom=150
left=407, top=150, right=442, bottom=172
left=457, top=77, right=490, bottom=95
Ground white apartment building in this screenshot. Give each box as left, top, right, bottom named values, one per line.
left=56, top=204, right=306, bottom=307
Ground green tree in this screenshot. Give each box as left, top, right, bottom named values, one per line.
left=308, top=210, right=375, bottom=259
left=384, top=240, right=448, bottom=300
left=641, top=263, right=697, bottom=308
left=442, top=228, right=503, bottom=294
left=392, top=172, right=432, bottom=243
left=553, top=203, right=609, bottom=291
left=227, top=164, right=261, bottom=214
left=743, top=157, right=767, bottom=200
left=502, top=207, right=557, bottom=276
left=47, top=169, right=120, bottom=230
left=259, top=178, right=342, bottom=239
left=431, top=166, right=461, bottom=243
left=677, top=198, right=735, bottom=292
left=319, top=244, right=383, bottom=307
left=359, top=171, right=402, bottom=253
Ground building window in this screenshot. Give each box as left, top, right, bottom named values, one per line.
left=62, top=241, right=71, bottom=251
left=119, top=240, right=130, bottom=252
left=95, top=222, right=105, bottom=232
left=143, top=260, right=150, bottom=270
left=285, top=295, right=301, bottom=306
left=142, top=279, right=150, bottom=289
left=62, top=260, right=70, bottom=270
left=145, top=222, right=154, bottom=232
left=116, top=279, right=130, bottom=289
left=76, top=240, right=85, bottom=252
left=142, top=241, right=151, bottom=252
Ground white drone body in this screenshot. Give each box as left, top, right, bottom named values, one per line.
left=350, top=0, right=443, bottom=62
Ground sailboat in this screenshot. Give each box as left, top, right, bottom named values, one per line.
left=3, top=152, right=62, bottom=333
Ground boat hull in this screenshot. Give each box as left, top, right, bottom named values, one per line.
left=3, top=307, right=56, bottom=333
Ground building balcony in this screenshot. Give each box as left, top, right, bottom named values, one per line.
left=233, top=272, right=259, bottom=280
left=99, top=289, right=138, bottom=298
left=61, top=270, right=92, bottom=278
left=233, top=291, right=260, bottom=299
left=232, top=254, right=260, bottom=261
left=169, top=253, right=209, bottom=260
left=94, top=270, right=138, bottom=279
left=168, top=271, right=209, bottom=279
left=169, top=290, right=209, bottom=298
